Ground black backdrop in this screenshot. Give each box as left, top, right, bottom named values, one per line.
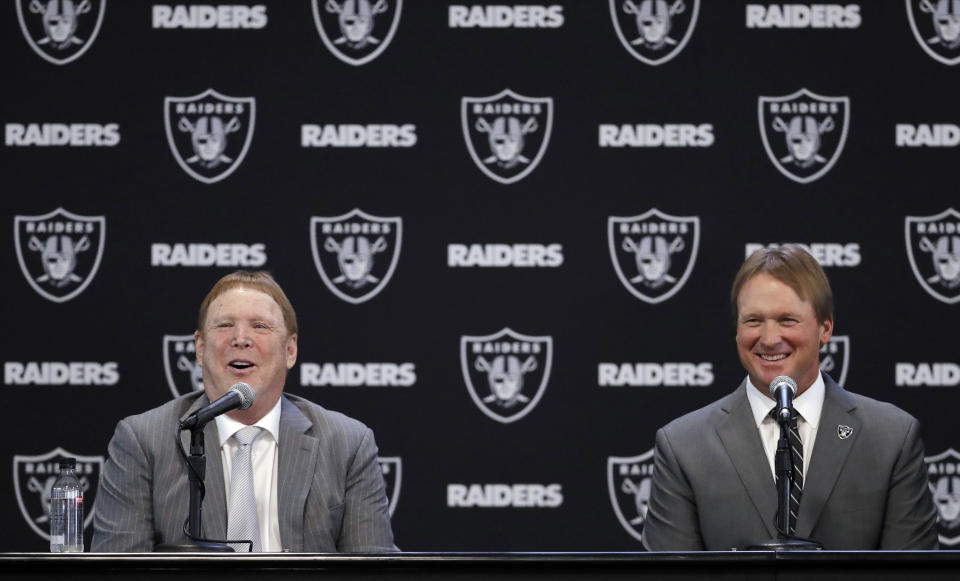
left=2, top=0, right=959, bottom=552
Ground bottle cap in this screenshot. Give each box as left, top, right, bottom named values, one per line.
left=59, top=458, right=76, bottom=470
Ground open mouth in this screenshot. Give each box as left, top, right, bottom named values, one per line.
left=758, top=353, right=788, bottom=361
left=229, top=360, right=255, bottom=370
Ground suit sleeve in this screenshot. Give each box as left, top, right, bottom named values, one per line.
left=642, top=427, right=705, bottom=551
left=879, top=417, right=938, bottom=549
left=91, top=418, right=157, bottom=552
left=336, top=427, right=398, bottom=552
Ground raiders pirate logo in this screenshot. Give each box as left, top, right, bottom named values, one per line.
left=164, top=89, right=255, bottom=184
left=461, top=89, right=554, bottom=185
left=609, top=0, right=700, bottom=66
left=378, top=456, right=402, bottom=517
left=460, top=328, right=553, bottom=424
left=907, top=0, right=960, bottom=66
left=837, top=424, right=854, bottom=440
left=312, top=0, right=402, bottom=66
left=608, top=209, right=700, bottom=304
left=16, top=0, right=105, bottom=65
left=758, top=88, right=850, bottom=184
left=905, top=208, right=960, bottom=304
left=310, top=208, right=402, bottom=304
left=14, top=207, right=105, bottom=303
left=819, top=335, right=850, bottom=386
left=608, top=450, right=655, bottom=543
left=163, top=334, right=203, bottom=399
left=13, top=448, right=103, bottom=541
left=925, top=448, right=960, bottom=546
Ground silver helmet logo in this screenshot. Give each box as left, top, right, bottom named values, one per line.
left=16, top=0, right=105, bottom=65
left=312, top=0, right=402, bottom=65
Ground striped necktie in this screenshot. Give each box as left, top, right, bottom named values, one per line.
left=227, top=426, right=262, bottom=552
left=774, top=413, right=804, bottom=535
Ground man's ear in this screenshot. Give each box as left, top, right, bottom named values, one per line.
left=819, top=318, right=834, bottom=345
left=285, top=334, right=298, bottom=369
left=194, top=330, right=204, bottom=367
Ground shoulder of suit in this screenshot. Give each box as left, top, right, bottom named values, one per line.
left=121, top=390, right=205, bottom=429
left=282, top=393, right=372, bottom=436
left=660, top=389, right=740, bottom=435
left=839, top=386, right=919, bottom=428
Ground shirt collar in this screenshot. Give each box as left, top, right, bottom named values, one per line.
left=745, top=372, right=826, bottom=429
left=214, top=395, right=282, bottom=447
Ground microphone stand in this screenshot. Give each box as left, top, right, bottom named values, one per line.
left=746, top=411, right=822, bottom=551
left=157, top=424, right=233, bottom=552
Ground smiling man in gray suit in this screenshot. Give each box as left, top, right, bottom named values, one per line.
left=642, top=245, right=937, bottom=551
left=92, top=270, right=397, bottom=552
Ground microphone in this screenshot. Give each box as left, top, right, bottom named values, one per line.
left=769, top=375, right=797, bottom=422
left=179, top=382, right=255, bottom=430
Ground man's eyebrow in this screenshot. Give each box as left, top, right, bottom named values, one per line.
left=739, top=310, right=801, bottom=319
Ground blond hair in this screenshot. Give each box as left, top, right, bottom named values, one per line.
left=197, top=270, right=298, bottom=336
left=731, top=244, right=833, bottom=324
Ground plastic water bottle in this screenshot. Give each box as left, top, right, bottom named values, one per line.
left=49, top=458, right=84, bottom=553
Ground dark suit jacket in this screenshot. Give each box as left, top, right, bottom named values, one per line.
left=91, top=392, right=397, bottom=552
left=642, top=374, right=937, bottom=550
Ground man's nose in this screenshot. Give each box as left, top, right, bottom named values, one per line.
left=231, top=325, right=253, bottom=347
left=758, top=322, right=781, bottom=346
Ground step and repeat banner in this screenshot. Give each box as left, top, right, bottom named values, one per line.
left=1, top=0, right=958, bottom=552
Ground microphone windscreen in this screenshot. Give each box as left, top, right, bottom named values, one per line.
left=230, top=382, right=255, bottom=409
left=768, top=375, right=797, bottom=398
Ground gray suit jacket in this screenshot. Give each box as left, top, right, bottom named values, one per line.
left=642, top=374, right=937, bottom=551
left=91, top=392, right=397, bottom=552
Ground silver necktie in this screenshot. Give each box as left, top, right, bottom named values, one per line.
left=771, top=410, right=804, bottom=535
left=227, top=426, right=262, bottom=552
left=785, top=416, right=804, bottom=534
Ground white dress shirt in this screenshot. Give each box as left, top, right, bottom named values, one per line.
left=215, top=398, right=282, bottom=552
left=745, top=372, right=825, bottom=482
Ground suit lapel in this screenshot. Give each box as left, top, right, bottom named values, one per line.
left=276, top=396, right=319, bottom=552
left=715, top=383, right=779, bottom=539
left=178, top=395, right=228, bottom=541
left=796, top=375, right=859, bottom=538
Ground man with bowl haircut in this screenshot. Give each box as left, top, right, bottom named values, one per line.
left=642, top=245, right=937, bottom=550
left=93, top=270, right=397, bottom=552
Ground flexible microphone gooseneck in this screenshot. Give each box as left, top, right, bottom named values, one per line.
left=179, top=382, right=255, bottom=430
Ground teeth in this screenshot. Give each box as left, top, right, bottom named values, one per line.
left=760, top=354, right=787, bottom=361
left=230, top=362, right=253, bottom=368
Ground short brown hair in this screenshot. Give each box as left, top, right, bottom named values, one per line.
left=731, top=245, right=833, bottom=324
left=197, top=270, right=298, bottom=337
